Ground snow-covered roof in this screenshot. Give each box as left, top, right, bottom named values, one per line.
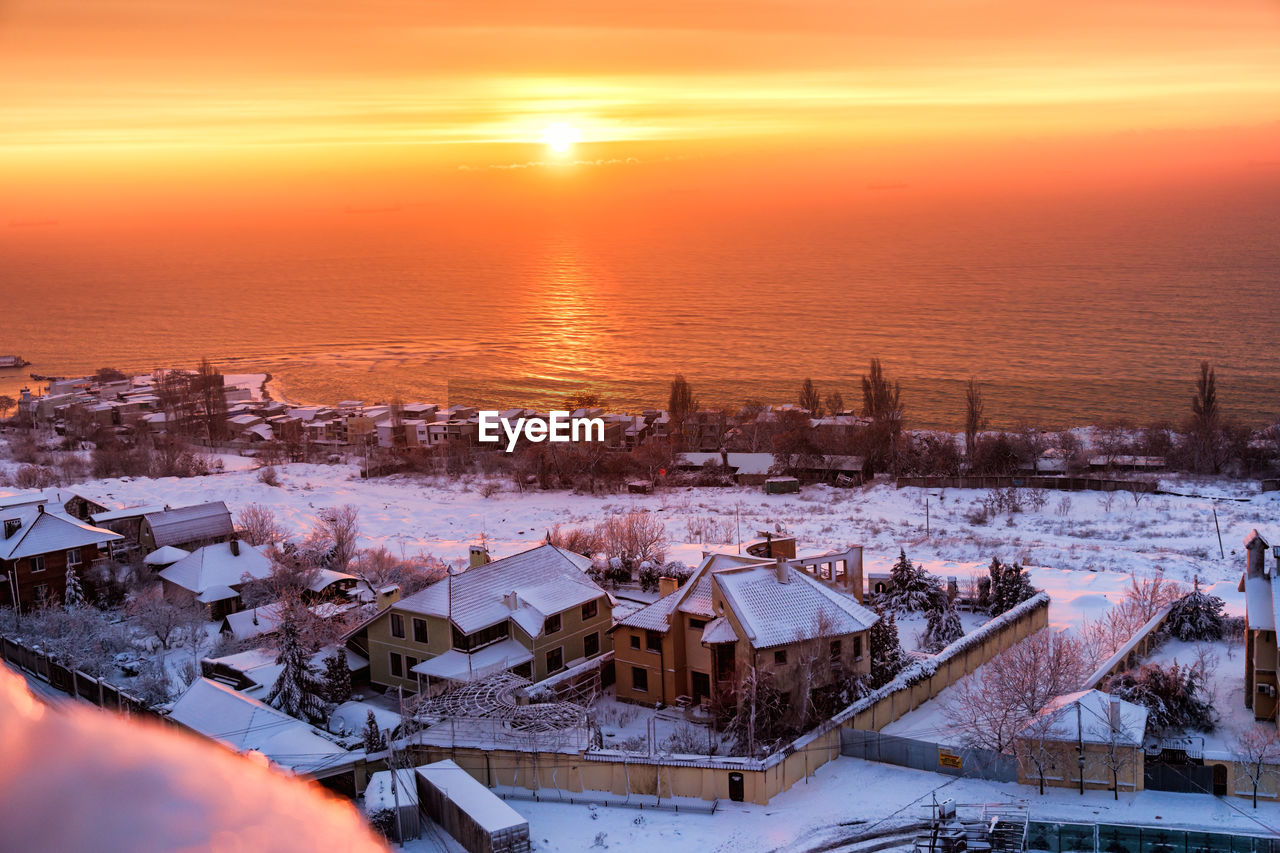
left=701, top=616, right=738, bottom=644
left=329, top=701, right=401, bottom=739
left=144, top=501, right=234, bottom=548
left=221, top=600, right=358, bottom=643
left=1243, top=573, right=1277, bottom=631
left=394, top=544, right=605, bottom=636
left=615, top=589, right=681, bottom=631
left=92, top=504, right=167, bottom=524
left=416, top=760, right=526, bottom=834
left=167, top=679, right=350, bottom=776
left=678, top=452, right=774, bottom=476
left=364, top=769, right=419, bottom=810
left=1023, top=689, right=1148, bottom=747
left=143, top=545, right=190, bottom=566
left=159, top=541, right=272, bottom=595
left=205, top=646, right=366, bottom=699
left=410, top=639, right=533, bottom=682
left=676, top=574, right=717, bottom=618
left=197, top=585, right=239, bottom=603
left=0, top=506, right=122, bottom=561
left=712, top=561, right=879, bottom=650
left=308, top=568, right=356, bottom=593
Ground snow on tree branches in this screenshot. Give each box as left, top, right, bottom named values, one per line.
left=922, top=589, right=964, bottom=653
left=63, top=566, right=86, bottom=610
left=1164, top=576, right=1226, bottom=642
left=266, top=615, right=328, bottom=725
left=362, top=710, right=387, bottom=753
left=868, top=604, right=908, bottom=689
left=880, top=549, right=937, bottom=613
left=1104, top=662, right=1215, bottom=737
left=987, top=557, right=1037, bottom=616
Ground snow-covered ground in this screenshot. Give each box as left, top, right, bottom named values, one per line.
left=11, top=461, right=1272, bottom=592
left=396, top=755, right=1280, bottom=853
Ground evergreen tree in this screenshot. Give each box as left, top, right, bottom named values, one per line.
left=881, top=548, right=937, bottom=612
left=266, top=617, right=327, bottom=724
left=1165, top=576, right=1226, bottom=641
left=988, top=558, right=1037, bottom=616
left=64, top=566, right=86, bottom=610
left=322, top=650, right=352, bottom=703
left=922, top=590, right=964, bottom=653
left=362, top=709, right=387, bottom=753
left=868, top=604, right=908, bottom=689
left=1106, top=662, right=1216, bottom=736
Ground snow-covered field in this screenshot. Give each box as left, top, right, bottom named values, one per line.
left=13, top=460, right=1273, bottom=590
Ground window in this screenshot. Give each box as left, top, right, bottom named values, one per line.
left=543, top=613, right=562, bottom=635
left=390, top=613, right=405, bottom=639
left=452, top=621, right=509, bottom=651
left=66, top=548, right=82, bottom=567
left=688, top=618, right=708, bottom=630
left=630, top=634, right=641, bottom=650
left=546, top=647, right=564, bottom=674
left=511, top=661, right=533, bottom=678
left=829, top=639, right=842, bottom=666
left=581, top=599, right=598, bottom=620
left=645, top=630, right=662, bottom=652
left=33, top=584, right=48, bottom=604
left=631, top=666, right=649, bottom=692
left=413, top=618, right=429, bottom=644
left=30, top=555, right=45, bottom=573
left=853, top=635, right=863, bottom=661
left=583, top=631, right=600, bottom=658
left=406, top=656, right=418, bottom=673
left=774, top=649, right=788, bottom=666
left=389, top=652, right=403, bottom=678
left=2, top=519, right=19, bottom=539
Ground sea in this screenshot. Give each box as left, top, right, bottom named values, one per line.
left=2, top=182, right=1278, bottom=430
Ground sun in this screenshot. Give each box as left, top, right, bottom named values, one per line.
left=541, top=122, right=582, bottom=156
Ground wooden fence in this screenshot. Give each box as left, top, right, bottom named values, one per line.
left=896, top=475, right=1157, bottom=493
left=0, top=635, right=152, bottom=716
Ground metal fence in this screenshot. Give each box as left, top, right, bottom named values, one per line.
left=1026, top=821, right=1280, bottom=853
left=895, top=475, right=1158, bottom=493
left=1143, top=762, right=1217, bottom=796
left=839, top=729, right=1017, bottom=783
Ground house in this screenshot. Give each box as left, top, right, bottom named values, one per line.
left=345, top=543, right=613, bottom=694
left=200, top=645, right=367, bottom=699
left=90, top=504, right=167, bottom=548
left=140, top=501, right=235, bottom=552
left=611, top=552, right=877, bottom=714
left=167, top=678, right=351, bottom=777
left=0, top=488, right=110, bottom=522
left=1014, top=690, right=1148, bottom=793
left=0, top=505, right=124, bottom=611
left=158, top=540, right=273, bottom=620
left=219, top=598, right=359, bottom=644
left=1239, top=530, right=1279, bottom=723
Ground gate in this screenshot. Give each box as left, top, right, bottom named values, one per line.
left=1143, top=762, right=1215, bottom=795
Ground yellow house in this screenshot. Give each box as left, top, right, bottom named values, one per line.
left=612, top=552, right=877, bottom=719
left=1015, top=689, right=1148, bottom=795
left=347, top=543, right=613, bottom=694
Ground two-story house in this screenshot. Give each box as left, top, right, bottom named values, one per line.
left=347, top=543, right=613, bottom=695
left=1240, top=529, right=1279, bottom=723
left=612, top=551, right=877, bottom=720
left=0, top=504, right=123, bottom=610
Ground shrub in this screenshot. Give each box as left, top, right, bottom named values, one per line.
left=1105, top=662, right=1215, bottom=736
left=1164, top=578, right=1226, bottom=642
left=258, top=465, right=281, bottom=487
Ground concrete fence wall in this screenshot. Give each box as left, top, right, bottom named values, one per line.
left=0, top=635, right=152, bottom=716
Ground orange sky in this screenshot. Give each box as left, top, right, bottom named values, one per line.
left=3, top=0, right=1279, bottom=224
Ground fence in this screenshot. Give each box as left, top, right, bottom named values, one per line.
left=1081, top=603, right=1175, bottom=689
left=895, top=476, right=1157, bottom=493
left=0, top=635, right=152, bottom=716
left=1142, top=762, right=1217, bottom=796
left=839, top=729, right=1016, bottom=782
left=1026, top=821, right=1280, bottom=853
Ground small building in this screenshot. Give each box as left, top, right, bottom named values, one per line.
left=91, top=504, right=167, bottom=549
left=416, top=759, right=530, bottom=853
left=158, top=540, right=272, bottom=620
left=0, top=505, right=123, bottom=610
left=1014, top=690, right=1148, bottom=794
left=140, top=501, right=235, bottom=552
left=363, top=769, right=420, bottom=842
left=1240, top=530, right=1279, bottom=723
left=764, top=476, right=800, bottom=495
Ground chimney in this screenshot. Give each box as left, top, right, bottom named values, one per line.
left=1245, top=531, right=1270, bottom=578
left=504, top=591, right=520, bottom=610
left=775, top=555, right=790, bottom=584
left=469, top=545, right=491, bottom=568
left=377, top=584, right=401, bottom=608
left=36, top=504, right=44, bottom=515
left=845, top=545, right=863, bottom=595
left=1109, top=693, right=1121, bottom=730
left=229, top=539, right=240, bottom=557
left=658, top=576, right=679, bottom=598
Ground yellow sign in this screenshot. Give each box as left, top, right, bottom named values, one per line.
left=939, top=751, right=962, bottom=769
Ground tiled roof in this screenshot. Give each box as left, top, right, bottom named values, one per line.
left=394, top=544, right=605, bottom=636
left=144, top=501, right=234, bottom=548
left=615, top=590, right=681, bottom=631
left=712, top=562, right=878, bottom=650
left=676, top=575, right=716, bottom=617
left=0, top=506, right=122, bottom=561
left=700, top=616, right=738, bottom=644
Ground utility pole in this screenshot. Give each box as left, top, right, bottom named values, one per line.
left=1077, top=702, right=1085, bottom=795
left=1211, top=502, right=1224, bottom=560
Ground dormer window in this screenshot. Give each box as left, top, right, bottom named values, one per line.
left=3, top=519, right=19, bottom=539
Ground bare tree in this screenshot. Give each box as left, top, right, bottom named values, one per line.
left=824, top=390, right=845, bottom=417
left=860, top=358, right=904, bottom=471
left=126, top=587, right=207, bottom=663
left=1097, top=708, right=1138, bottom=800
left=945, top=630, right=1087, bottom=753
left=667, top=375, right=697, bottom=448
left=964, top=378, right=984, bottom=466
left=349, top=546, right=448, bottom=599
left=0, top=394, right=17, bottom=420
left=798, top=378, right=823, bottom=417
left=1016, top=710, right=1062, bottom=795
left=1189, top=360, right=1223, bottom=474
left=316, top=505, right=361, bottom=571
left=236, top=503, right=288, bottom=547
left=1233, top=727, right=1280, bottom=808
left=239, top=546, right=323, bottom=610
left=196, top=358, right=229, bottom=441
left=597, top=511, right=667, bottom=564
